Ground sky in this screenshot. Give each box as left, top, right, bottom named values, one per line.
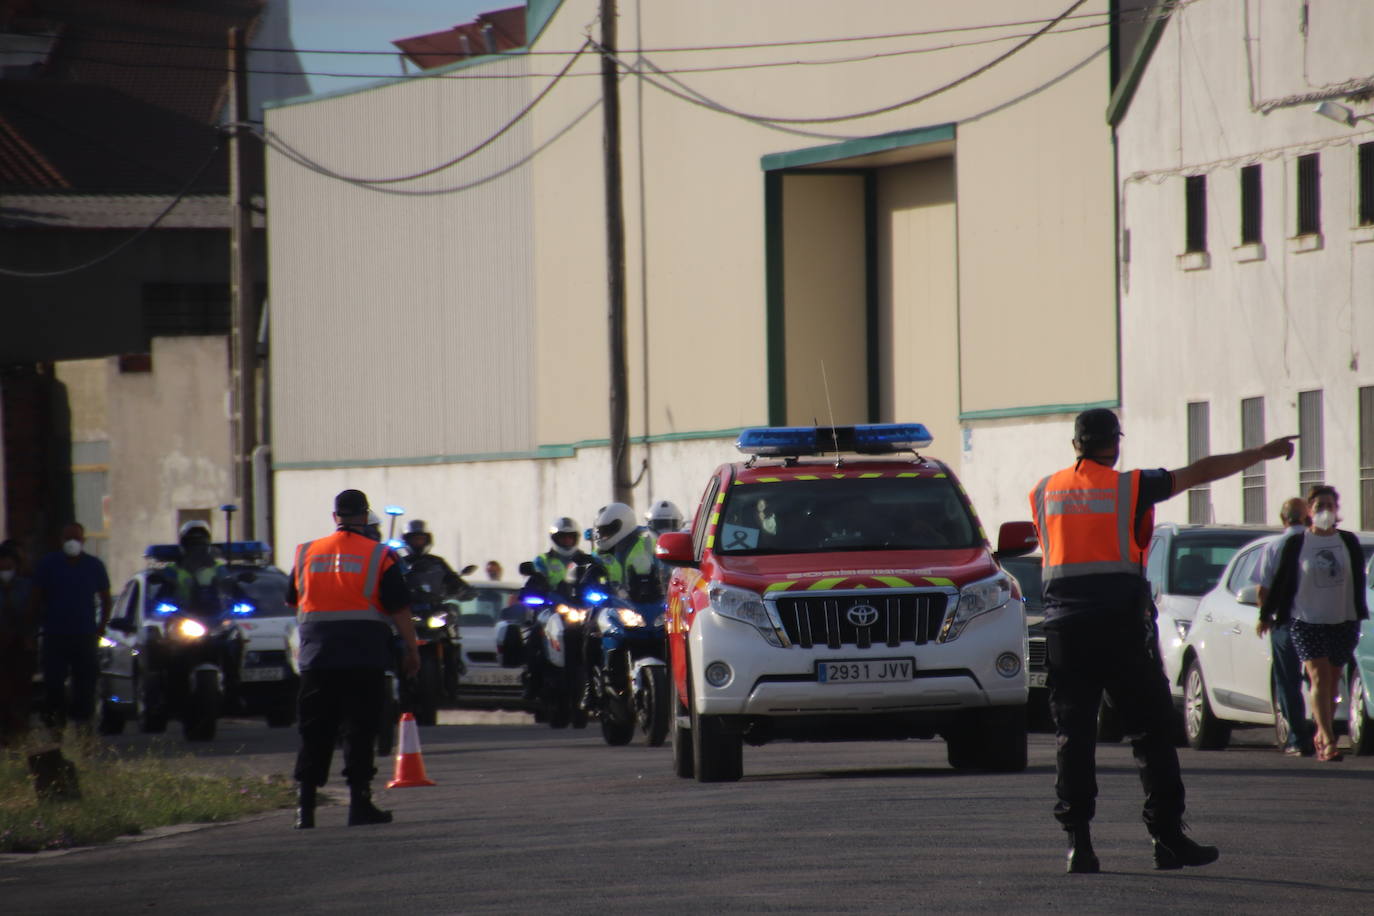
left=287, top=0, right=502, bottom=95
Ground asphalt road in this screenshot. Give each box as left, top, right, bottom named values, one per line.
left=4, top=715, right=1373, bottom=914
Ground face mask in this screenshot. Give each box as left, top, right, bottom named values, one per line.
left=0, top=569, right=14, bottom=583
left=62, top=539, right=82, bottom=557
left=1313, top=509, right=1337, bottom=530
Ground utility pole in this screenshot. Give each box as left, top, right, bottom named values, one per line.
left=601, top=0, right=632, bottom=505
left=227, top=27, right=257, bottom=537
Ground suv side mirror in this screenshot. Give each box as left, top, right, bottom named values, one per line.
left=655, top=531, right=696, bottom=568
left=1236, top=584, right=1261, bottom=607
left=995, top=521, right=1038, bottom=558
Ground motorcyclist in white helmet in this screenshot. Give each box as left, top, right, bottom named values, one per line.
left=591, top=502, right=661, bottom=602
left=531, top=516, right=591, bottom=596
left=159, top=520, right=225, bottom=608
left=645, top=500, right=685, bottom=538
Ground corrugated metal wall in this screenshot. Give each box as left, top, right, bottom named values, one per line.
left=266, top=55, right=535, bottom=465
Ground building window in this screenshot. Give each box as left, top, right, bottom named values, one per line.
left=1297, top=153, right=1321, bottom=236
left=1241, top=397, right=1265, bottom=524
left=1187, top=401, right=1211, bottom=523
left=1360, top=386, right=1374, bottom=530
left=1240, top=165, right=1262, bottom=244
left=1359, top=142, right=1374, bottom=227
left=1185, top=175, right=1207, bottom=252
left=1298, top=389, right=1325, bottom=491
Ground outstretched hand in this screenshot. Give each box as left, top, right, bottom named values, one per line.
left=1260, top=434, right=1299, bottom=461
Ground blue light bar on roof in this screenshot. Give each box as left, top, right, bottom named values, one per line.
left=144, top=541, right=272, bottom=562
left=736, top=423, right=933, bottom=457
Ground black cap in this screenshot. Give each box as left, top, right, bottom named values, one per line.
left=1074, top=408, right=1122, bottom=442
left=334, top=489, right=370, bottom=517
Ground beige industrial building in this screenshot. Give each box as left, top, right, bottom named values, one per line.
left=264, top=0, right=1131, bottom=567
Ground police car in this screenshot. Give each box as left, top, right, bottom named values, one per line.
left=657, top=424, right=1038, bottom=781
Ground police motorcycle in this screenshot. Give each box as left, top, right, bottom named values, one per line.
left=385, top=512, right=476, bottom=727
left=582, top=503, right=672, bottom=746
left=102, top=539, right=247, bottom=741
left=508, top=560, right=592, bottom=731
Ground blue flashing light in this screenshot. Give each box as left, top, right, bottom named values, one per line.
left=385, top=538, right=404, bottom=550
left=383, top=505, right=406, bottom=517
left=144, top=540, right=271, bottom=562
left=154, top=602, right=178, bottom=616
left=110, top=696, right=122, bottom=703
left=522, top=594, right=547, bottom=606
left=736, top=423, right=934, bottom=457
left=231, top=602, right=255, bottom=616
left=583, top=588, right=609, bottom=605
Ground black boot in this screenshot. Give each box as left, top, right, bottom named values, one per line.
left=1065, top=824, right=1099, bottom=874
left=347, top=786, right=393, bottom=826
left=1151, top=825, right=1219, bottom=870
left=294, top=784, right=316, bottom=830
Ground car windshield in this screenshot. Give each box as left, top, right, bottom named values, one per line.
left=225, top=566, right=294, bottom=617
left=718, top=476, right=979, bottom=555
left=454, top=588, right=518, bottom=627
left=1169, top=532, right=1269, bottom=596
left=1001, top=556, right=1043, bottom=611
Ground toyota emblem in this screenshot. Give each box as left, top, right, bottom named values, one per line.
left=846, top=604, right=879, bottom=627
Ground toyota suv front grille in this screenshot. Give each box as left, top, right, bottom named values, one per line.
left=772, top=593, right=949, bottom=649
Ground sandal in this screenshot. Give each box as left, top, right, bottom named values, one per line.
left=1316, top=737, right=1343, bottom=762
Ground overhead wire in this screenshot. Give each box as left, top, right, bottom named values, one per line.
left=262, top=39, right=590, bottom=185
left=0, top=141, right=224, bottom=278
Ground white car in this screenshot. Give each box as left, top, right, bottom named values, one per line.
left=455, top=581, right=528, bottom=707
left=1180, top=532, right=1374, bottom=749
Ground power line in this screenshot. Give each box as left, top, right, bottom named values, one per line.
left=0, top=141, right=223, bottom=279
left=15, top=5, right=1161, bottom=59
left=262, top=40, right=589, bottom=186
left=597, top=0, right=1091, bottom=126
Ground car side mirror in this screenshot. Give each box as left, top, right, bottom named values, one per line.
left=1236, top=584, right=1261, bottom=607
left=994, top=521, right=1038, bottom=558
left=655, top=531, right=696, bottom=568
left=460, top=564, right=478, bottom=576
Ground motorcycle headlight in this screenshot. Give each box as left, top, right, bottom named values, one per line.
left=619, top=609, right=646, bottom=628
left=99, top=635, right=117, bottom=649
left=426, top=615, right=448, bottom=629
left=708, top=583, right=784, bottom=647
left=558, top=605, right=587, bottom=625
left=174, top=617, right=208, bottom=640
left=939, top=573, right=1012, bottom=643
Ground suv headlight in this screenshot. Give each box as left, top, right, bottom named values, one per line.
left=939, top=572, right=1012, bottom=643
left=709, top=583, right=784, bottom=647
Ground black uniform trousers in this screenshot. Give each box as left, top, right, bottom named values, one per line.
left=41, top=633, right=99, bottom=726
left=294, top=667, right=385, bottom=789
left=1047, top=611, right=1184, bottom=832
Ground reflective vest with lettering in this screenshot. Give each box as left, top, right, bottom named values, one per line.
left=598, top=531, right=654, bottom=586
left=293, top=530, right=393, bottom=624
left=1029, top=462, right=1153, bottom=584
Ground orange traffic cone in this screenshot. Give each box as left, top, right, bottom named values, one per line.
left=386, top=712, right=436, bottom=788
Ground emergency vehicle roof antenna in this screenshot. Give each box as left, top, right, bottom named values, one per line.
left=820, top=362, right=842, bottom=467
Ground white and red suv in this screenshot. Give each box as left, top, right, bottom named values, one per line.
left=656, top=424, right=1038, bottom=782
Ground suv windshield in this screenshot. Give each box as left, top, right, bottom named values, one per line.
left=718, top=476, right=979, bottom=555
left=1168, top=532, right=1269, bottom=596
left=454, top=587, right=518, bottom=628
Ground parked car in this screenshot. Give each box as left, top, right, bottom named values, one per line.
left=658, top=423, right=1038, bottom=782
left=454, top=581, right=527, bottom=708
left=1350, top=554, right=1374, bottom=756
left=999, top=552, right=1049, bottom=728
left=1180, top=532, right=1374, bottom=749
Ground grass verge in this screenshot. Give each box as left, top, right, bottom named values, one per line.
left=1, top=734, right=294, bottom=853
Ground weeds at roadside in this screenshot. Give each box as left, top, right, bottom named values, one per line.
left=0, top=732, right=293, bottom=853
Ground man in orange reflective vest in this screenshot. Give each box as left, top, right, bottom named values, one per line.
left=1029, top=408, right=1296, bottom=874
left=289, top=489, right=420, bottom=829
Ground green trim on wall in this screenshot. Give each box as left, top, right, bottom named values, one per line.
left=863, top=171, right=880, bottom=423
left=1106, top=1, right=1175, bottom=126
left=273, top=425, right=749, bottom=471
left=760, top=124, right=954, bottom=172
left=765, top=171, right=786, bottom=426
left=959, top=399, right=1120, bottom=422
left=263, top=1, right=568, bottom=111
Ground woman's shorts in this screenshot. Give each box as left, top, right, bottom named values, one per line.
left=1290, top=619, right=1360, bottom=666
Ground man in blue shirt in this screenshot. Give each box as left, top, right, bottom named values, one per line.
left=31, top=523, right=112, bottom=730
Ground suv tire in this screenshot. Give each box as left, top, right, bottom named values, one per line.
left=690, top=671, right=742, bottom=783
left=1348, top=668, right=1374, bottom=757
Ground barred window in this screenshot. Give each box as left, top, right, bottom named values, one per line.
left=1298, top=389, right=1324, bottom=492
left=1187, top=401, right=1211, bottom=524
left=1240, top=165, right=1262, bottom=244
left=1296, top=154, right=1320, bottom=236
left=1241, top=397, right=1265, bottom=524
left=1185, top=175, right=1207, bottom=253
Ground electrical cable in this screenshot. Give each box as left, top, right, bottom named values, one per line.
left=262, top=39, right=590, bottom=185
left=589, top=0, right=1090, bottom=125
left=262, top=94, right=604, bottom=196
left=0, top=141, right=224, bottom=279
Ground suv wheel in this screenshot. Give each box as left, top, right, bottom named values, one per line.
left=690, top=669, right=742, bottom=782
left=978, top=705, right=1029, bottom=772
left=1184, top=660, right=1230, bottom=750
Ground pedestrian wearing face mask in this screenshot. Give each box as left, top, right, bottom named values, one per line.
left=30, top=523, right=112, bottom=732
left=0, top=543, right=37, bottom=746
left=1259, top=486, right=1368, bottom=762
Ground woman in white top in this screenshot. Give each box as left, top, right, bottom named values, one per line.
left=1258, top=487, right=1368, bottom=762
